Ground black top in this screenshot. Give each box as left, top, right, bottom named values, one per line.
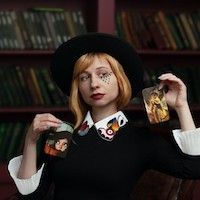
left=19, top=122, right=200, bottom=200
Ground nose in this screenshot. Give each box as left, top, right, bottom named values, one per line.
left=90, top=74, right=99, bottom=90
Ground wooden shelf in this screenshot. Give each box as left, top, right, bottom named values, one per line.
left=0, top=50, right=54, bottom=56
left=1, top=104, right=200, bottom=113
left=137, top=50, right=200, bottom=56
left=0, top=106, right=69, bottom=113
left=116, top=0, right=200, bottom=11
left=1, top=50, right=200, bottom=56
left=0, top=106, right=73, bottom=122
left=0, top=105, right=144, bottom=115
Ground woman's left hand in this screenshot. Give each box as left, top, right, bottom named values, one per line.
left=158, top=73, right=187, bottom=110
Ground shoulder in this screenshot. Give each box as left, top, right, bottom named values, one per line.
left=119, top=120, right=150, bottom=143
left=124, top=120, right=168, bottom=146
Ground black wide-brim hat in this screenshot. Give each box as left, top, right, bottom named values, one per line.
left=50, top=32, right=144, bottom=97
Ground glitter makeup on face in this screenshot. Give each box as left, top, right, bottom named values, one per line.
left=99, top=72, right=112, bottom=84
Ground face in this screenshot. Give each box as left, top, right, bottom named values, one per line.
left=55, top=138, right=68, bottom=152
left=78, top=56, right=119, bottom=111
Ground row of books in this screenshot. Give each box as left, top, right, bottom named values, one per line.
left=1, top=64, right=200, bottom=107
left=0, top=122, right=49, bottom=161
left=0, top=65, right=67, bottom=106
left=116, top=10, right=200, bottom=50
left=0, top=122, right=28, bottom=161
left=0, top=8, right=87, bottom=50
left=143, top=65, right=200, bottom=104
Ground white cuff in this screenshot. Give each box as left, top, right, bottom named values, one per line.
left=173, top=128, right=200, bottom=156
left=8, top=155, right=45, bottom=195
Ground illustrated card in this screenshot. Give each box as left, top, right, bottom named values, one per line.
left=44, top=122, right=74, bottom=158
left=142, top=85, right=170, bottom=124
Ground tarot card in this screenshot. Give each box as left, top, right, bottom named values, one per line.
left=142, top=85, right=170, bottom=124
left=44, top=121, right=74, bottom=158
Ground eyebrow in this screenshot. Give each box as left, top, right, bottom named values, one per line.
left=96, top=66, right=109, bottom=69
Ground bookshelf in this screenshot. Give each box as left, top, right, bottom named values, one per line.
left=0, top=0, right=117, bottom=162
left=1, top=1, right=200, bottom=199
left=115, top=0, right=200, bottom=124
left=1, top=0, right=200, bottom=162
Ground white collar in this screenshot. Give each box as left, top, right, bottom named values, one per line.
left=77, top=111, right=128, bottom=141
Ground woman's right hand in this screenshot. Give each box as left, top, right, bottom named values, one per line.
left=26, top=113, right=63, bottom=144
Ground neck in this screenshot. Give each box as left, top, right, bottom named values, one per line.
left=91, top=106, right=118, bottom=123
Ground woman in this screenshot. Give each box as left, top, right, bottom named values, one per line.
left=8, top=33, right=200, bottom=199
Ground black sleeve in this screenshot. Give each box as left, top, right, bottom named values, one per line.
left=147, top=130, right=200, bottom=179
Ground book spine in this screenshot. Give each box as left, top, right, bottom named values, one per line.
left=45, top=12, right=59, bottom=48
left=40, top=68, right=65, bottom=105
left=29, top=68, right=44, bottom=104
left=165, top=13, right=185, bottom=50
left=76, top=11, right=87, bottom=34
left=186, top=12, right=200, bottom=49
left=153, top=12, right=171, bottom=49
left=142, top=12, right=167, bottom=50
left=64, top=11, right=77, bottom=38
left=179, top=12, right=198, bottom=50
left=10, top=11, right=25, bottom=49
left=5, top=11, right=16, bottom=49
left=29, top=11, right=41, bottom=49
left=173, top=13, right=190, bottom=49
left=21, top=67, right=40, bottom=105
left=120, top=10, right=141, bottom=49
left=22, top=11, right=35, bottom=49
left=39, top=12, right=54, bottom=49
left=15, top=66, right=33, bottom=105
left=156, top=11, right=177, bottom=50
left=33, top=12, right=47, bottom=49
left=17, top=12, right=32, bottom=49
left=35, top=68, right=53, bottom=105
left=0, top=11, right=9, bottom=49
left=0, top=12, right=4, bottom=49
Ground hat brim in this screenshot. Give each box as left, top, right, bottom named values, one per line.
left=50, top=32, right=144, bottom=97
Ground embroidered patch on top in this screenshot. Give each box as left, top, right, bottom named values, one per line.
left=97, top=115, right=127, bottom=141
left=78, top=121, right=90, bottom=136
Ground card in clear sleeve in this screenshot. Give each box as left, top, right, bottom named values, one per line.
left=142, top=85, right=170, bottom=124
left=44, top=121, right=74, bottom=158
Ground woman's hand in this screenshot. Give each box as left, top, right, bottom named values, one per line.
left=17, top=113, right=62, bottom=179
left=26, top=113, right=63, bottom=144
left=159, top=73, right=196, bottom=131
left=158, top=73, right=187, bottom=111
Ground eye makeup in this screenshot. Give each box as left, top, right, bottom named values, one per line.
left=99, top=72, right=112, bottom=84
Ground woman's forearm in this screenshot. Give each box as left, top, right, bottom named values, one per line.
left=17, top=136, right=37, bottom=179
left=176, top=102, right=196, bottom=131
left=16, top=113, right=62, bottom=179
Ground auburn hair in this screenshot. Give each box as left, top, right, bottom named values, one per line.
left=69, top=53, right=132, bottom=128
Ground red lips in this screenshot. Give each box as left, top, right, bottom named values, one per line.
left=90, top=93, right=105, bottom=100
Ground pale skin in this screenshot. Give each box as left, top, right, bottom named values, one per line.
left=55, top=138, right=68, bottom=152
left=17, top=57, right=196, bottom=179
left=78, top=57, right=119, bottom=122
left=158, top=73, right=195, bottom=130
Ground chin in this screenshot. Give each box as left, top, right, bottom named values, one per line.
left=92, top=101, right=117, bottom=109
